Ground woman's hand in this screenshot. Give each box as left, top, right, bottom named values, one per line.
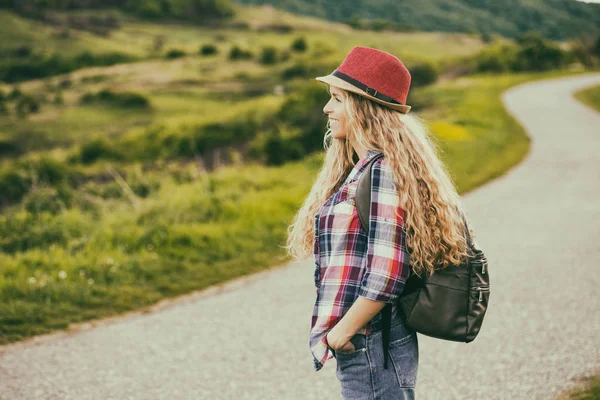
left=326, top=325, right=355, bottom=352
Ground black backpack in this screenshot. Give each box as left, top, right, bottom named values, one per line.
left=355, top=153, right=491, bottom=369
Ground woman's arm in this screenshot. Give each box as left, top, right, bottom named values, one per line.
left=326, top=297, right=386, bottom=349
left=327, top=157, right=410, bottom=351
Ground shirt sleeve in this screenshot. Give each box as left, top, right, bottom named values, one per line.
left=358, top=157, right=411, bottom=303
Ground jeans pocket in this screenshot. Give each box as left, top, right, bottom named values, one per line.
left=331, top=334, right=366, bottom=360
left=388, top=324, right=419, bottom=387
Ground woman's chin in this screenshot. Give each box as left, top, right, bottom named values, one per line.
left=331, top=131, right=346, bottom=140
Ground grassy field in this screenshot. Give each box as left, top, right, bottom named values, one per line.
left=574, top=83, right=600, bottom=112
left=554, top=369, right=600, bottom=400
left=0, top=5, right=596, bottom=345
left=0, top=4, right=487, bottom=163
left=1, top=68, right=592, bottom=345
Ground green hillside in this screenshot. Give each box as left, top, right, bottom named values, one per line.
left=234, top=0, right=600, bottom=40
left=0, top=2, right=597, bottom=345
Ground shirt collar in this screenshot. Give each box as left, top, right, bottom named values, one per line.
left=357, top=149, right=382, bottom=167
left=344, top=149, right=382, bottom=185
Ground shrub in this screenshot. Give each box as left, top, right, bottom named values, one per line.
left=165, top=49, right=186, bottom=59
left=80, top=89, right=150, bottom=109
left=257, top=23, right=293, bottom=33
left=260, top=46, right=278, bottom=65
left=54, top=92, right=64, bottom=105
left=175, top=112, right=260, bottom=158
left=23, top=187, right=69, bottom=215
left=32, top=157, right=69, bottom=186
left=281, top=62, right=308, bottom=80
left=409, top=63, right=439, bottom=87
left=264, top=132, right=304, bottom=166
left=513, top=33, right=567, bottom=71
left=13, top=46, right=32, bottom=58
left=475, top=43, right=518, bottom=73
left=127, top=169, right=161, bottom=198
left=291, top=37, right=307, bottom=52
left=0, top=52, right=134, bottom=83
left=200, top=44, right=218, bottom=56
left=8, top=87, right=22, bottom=100
left=0, top=169, right=31, bottom=206
left=228, top=45, right=253, bottom=61
left=15, top=95, right=41, bottom=116
left=0, top=137, right=20, bottom=157
left=79, top=137, right=124, bottom=164
left=275, top=83, right=329, bottom=154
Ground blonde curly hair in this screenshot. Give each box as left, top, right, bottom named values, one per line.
left=284, top=87, right=473, bottom=279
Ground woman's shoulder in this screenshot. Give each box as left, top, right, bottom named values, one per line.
left=370, top=155, right=398, bottom=190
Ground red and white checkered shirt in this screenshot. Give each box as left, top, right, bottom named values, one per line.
left=310, top=149, right=412, bottom=371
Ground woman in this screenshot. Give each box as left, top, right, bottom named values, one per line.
left=285, top=46, right=471, bottom=399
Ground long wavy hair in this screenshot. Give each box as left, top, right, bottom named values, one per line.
left=284, top=87, right=474, bottom=278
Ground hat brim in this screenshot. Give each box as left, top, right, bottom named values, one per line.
left=315, top=74, right=411, bottom=114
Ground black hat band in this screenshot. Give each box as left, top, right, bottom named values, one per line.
left=332, top=70, right=402, bottom=105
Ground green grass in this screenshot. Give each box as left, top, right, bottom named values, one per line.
left=0, top=4, right=487, bottom=159
left=574, top=83, right=600, bottom=113
left=1, top=68, right=595, bottom=345
left=555, top=371, right=600, bottom=400
left=0, top=10, right=146, bottom=57
left=0, top=5, right=597, bottom=346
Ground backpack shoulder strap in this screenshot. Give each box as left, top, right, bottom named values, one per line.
left=356, top=153, right=384, bottom=234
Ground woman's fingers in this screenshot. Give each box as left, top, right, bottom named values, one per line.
left=339, top=341, right=356, bottom=353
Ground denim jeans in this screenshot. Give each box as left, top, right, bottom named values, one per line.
left=328, top=317, right=419, bottom=400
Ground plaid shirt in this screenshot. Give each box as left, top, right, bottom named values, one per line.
left=310, top=149, right=412, bottom=371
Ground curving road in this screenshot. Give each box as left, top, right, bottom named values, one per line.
left=1, top=73, right=599, bottom=400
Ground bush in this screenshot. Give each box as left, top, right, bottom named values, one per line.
left=126, top=168, right=161, bottom=198
left=8, top=87, right=22, bottom=100
left=409, top=63, right=438, bottom=87
left=54, top=92, right=64, bottom=105
left=228, top=45, right=253, bottom=61
left=13, top=46, right=32, bottom=58
left=275, top=83, right=329, bottom=155
left=15, top=95, right=41, bottom=116
left=79, top=137, right=124, bottom=164
left=175, top=112, right=260, bottom=158
left=165, top=49, right=186, bottom=59
left=80, top=89, right=150, bottom=109
left=260, top=46, right=278, bottom=65
left=0, top=51, right=134, bottom=83
left=0, top=169, right=31, bottom=206
left=0, top=157, right=70, bottom=206
left=513, top=33, right=567, bottom=71
left=200, top=44, right=218, bottom=56
left=475, top=43, right=518, bottom=73
left=264, top=132, right=304, bottom=166
left=23, top=187, right=70, bottom=215
left=291, top=37, right=307, bottom=52
left=257, top=23, right=293, bottom=33
left=281, top=62, right=309, bottom=80
left=32, top=157, right=69, bottom=186
left=0, top=137, right=20, bottom=157
left=474, top=34, right=569, bottom=73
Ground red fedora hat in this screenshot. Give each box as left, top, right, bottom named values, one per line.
left=315, top=46, right=411, bottom=113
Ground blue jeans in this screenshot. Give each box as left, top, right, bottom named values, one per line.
left=328, top=317, right=419, bottom=400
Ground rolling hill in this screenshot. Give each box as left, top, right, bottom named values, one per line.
left=233, top=0, right=600, bottom=40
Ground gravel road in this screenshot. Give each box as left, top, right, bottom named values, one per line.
left=1, top=73, right=599, bottom=400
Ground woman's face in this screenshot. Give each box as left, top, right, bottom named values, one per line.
left=323, top=85, right=347, bottom=140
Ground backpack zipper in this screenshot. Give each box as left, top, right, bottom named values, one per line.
left=474, top=285, right=490, bottom=302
